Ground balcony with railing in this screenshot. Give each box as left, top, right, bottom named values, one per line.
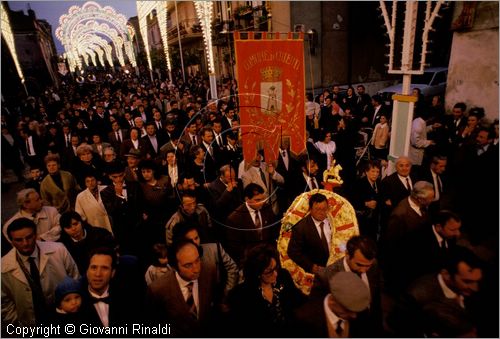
left=167, top=18, right=203, bottom=45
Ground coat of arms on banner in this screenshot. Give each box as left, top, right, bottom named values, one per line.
left=260, top=66, right=282, bottom=116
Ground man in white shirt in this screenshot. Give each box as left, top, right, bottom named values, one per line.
left=80, top=247, right=140, bottom=327
left=288, top=193, right=332, bottom=274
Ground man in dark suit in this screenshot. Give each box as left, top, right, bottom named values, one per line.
left=220, top=132, right=242, bottom=177
left=142, top=122, right=165, bottom=161
left=152, top=108, right=166, bottom=138
left=81, top=247, right=141, bottom=326
left=381, top=181, right=434, bottom=294
left=205, top=165, right=242, bottom=239
left=388, top=246, right=483, bottom=337
left=362, top=94, right=389, bottom=128
left=19, top=127, right=46, bottom=169
left=452, top=126, right=499, bottom=244
left=276, top=141, right=300, bottom=214
left=61, top=135, right=80, bottom=171
left=119, top=127, right=147, bottom=159
left=311, top=235, right=384, bottom=336
left=289, top=154, right=321, bottom=199
left=350, top=160, right=383, bottom=242
left=100, top=162, right=144, bottom=256
left=199, top=127, right=219, bottom=181
left=413, top=210, right=462, bottom=278
left=295, top=272, right=372, bottom=338
left=446, top=102, right=468, bottom=151
left=380, top=156, right=417, bottom=210
left=163, top=120, right=177, bottom=143
left=225, top=183, right=278, bottom=266
left=145, top=240, right=219, bottom=336
left=414, top=155, right=449, bottom=214
left=108, top=120, right=127, bottom=152
left=288, top=193, right=331, bottom=274
left=89, top=105, right=111, bottom=140
left=59, top=125, right=73, bottom=151
left=220, top=107, right=236, bottom=133
left=211, top=119, right=226, bottom=151
left=181, top=122, right=201, bottom=147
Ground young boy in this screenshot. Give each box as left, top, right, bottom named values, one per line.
left=52, top=276, right=83, bottom=324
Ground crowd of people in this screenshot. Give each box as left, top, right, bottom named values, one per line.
left=1, top=68, right=498, bottom=337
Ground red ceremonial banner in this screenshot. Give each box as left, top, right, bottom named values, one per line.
left=234, top=32, right=306, bottom=163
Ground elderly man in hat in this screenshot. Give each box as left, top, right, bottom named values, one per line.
left=295, top=272, right=371, bottom=337
left=124, top=148, right=142, bottom=182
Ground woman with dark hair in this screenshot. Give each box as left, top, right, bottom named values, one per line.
left=458, top=111, right=482, bottom=146
left=314, top=129, right=336, bottom=174
left=227, top=243, right=305, bottom=337
left=342, top=86, right=357, bottom=111
left=58, top=211, right=116, bottom=273
left=189, top=145, right=206, bottom=187
left=138, top=159, right=175, bottom=248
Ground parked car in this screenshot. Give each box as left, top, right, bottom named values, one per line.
left=378, top=67, right=448, bottom=106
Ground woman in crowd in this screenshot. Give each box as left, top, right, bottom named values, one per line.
left=58, top=210, right=116, bottom=273
left=40, top=153, right=80, bottom=213
left=71, top=143, right=106, bottom=187
left=138, top=159, right=175, bottom=249
left=227, top=243, right=305, bottom=337
left=314, top=129, right=337, bottom=173
left=189, top=145, right=207, bottom=187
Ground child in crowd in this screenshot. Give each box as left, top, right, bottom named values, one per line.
left=52, top=276, right=83, bottom=324
left=371, top=113, right=390, bottom=161
left=144, top=243, right=172, bottom=286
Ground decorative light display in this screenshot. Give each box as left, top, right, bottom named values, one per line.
left=78, top=37, right=107, bottom=68
left=78, top=33, right=114, bottom=68
left=137, top=1, right=172, bottom=74
left=1, top=2, right=26, bottom=87
left=137, top=1, right=155, bottom=71
left=55, top=1, right=137, bottom=72
left=157, top=2, right=172, bottom=72
left=195, top=1, right=215, bottom=74
left=70, top=21, right=125, bottom=67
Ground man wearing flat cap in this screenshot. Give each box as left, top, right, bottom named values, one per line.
left=295, top=272, right=371, bottom=337
left=100, top=162, right=144, bottom=256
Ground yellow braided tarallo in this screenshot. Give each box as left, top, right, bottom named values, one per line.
left=277, top=189, right=359, bottom=295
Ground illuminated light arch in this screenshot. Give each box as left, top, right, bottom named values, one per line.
left=81, top=50, right=90, bottom=67
left=78, top=39, right=105, bottom=68
left=70, top=21, right=125, bottom=67
left=136, top=1, right=172, bottom=74
left=79, top=34, right=114, bottom=68
left=55, top=1, right=136, bottom=70
left=1, top=2, right=26, bottom=89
